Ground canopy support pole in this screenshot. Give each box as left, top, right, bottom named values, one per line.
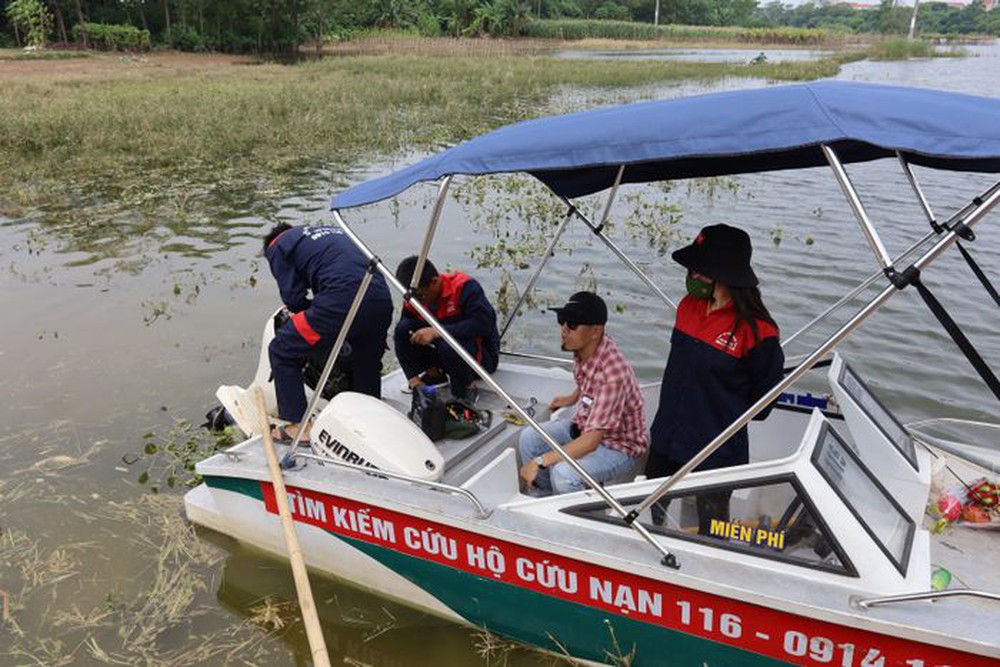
left=597, top=165, right=626, bottom=233
left=410, top=176, right=452, bottom=293
left=784, top=178, right=1000, bottom=349
left=333, top=210, right=679, bottom=569
left=499, top=166, right=628, bottom=342
left=627, top=180, right=1000, bottom=523
left=897, top=153, right=938, bottom=228
left=563, top=197, right=677, bottom=313
left=822, top=145, right=896, bottom=274
left=499, top=207, right=574, bottom=342
left=899, top=154, right=1000, bottom=309
left=783, top=230, right=933, bottom=349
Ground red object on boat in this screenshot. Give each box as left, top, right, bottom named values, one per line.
left=961, top=504, right=991, bottom=523
left=967, top=479, right=999, bottom=508
left=937, top=494, right=962, bottom=522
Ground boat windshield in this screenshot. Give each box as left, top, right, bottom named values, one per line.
left=836, top=361, right=917, bottom=468
left=565, top=477, right=854, bottom=576
left=812, top=423, right=914, bottom=575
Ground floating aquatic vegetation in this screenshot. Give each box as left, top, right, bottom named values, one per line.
left=247, top=597, right=300, bottom=633
left=473, top=625, right=523, bottom=666
left=132, top=418, right=236, bottom=492
left=3, top=495, right=291, bottom=665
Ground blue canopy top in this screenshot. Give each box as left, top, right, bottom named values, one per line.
left=331, top=81, right=1000, bottom=210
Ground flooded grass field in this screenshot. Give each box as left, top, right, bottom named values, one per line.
left=1, top=40, right=999, bottom=665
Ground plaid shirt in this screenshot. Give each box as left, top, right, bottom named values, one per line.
left=572, top=335, right=648, bottom=458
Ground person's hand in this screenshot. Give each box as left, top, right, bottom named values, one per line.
left=409, top=327, right=439, bottom=346
left=548, top=394, right=575, bottom=412
left=519, top=460, right=540, bottom=488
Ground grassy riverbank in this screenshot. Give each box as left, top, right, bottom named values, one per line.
left=0, top=47, right=856, bottom=223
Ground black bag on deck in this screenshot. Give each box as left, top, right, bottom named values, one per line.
left=443, top=400, right=492, bottom=439
left=409, top=385, right=446, bottom=441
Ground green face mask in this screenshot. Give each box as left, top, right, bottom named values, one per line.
left=685, top=275, right=714, bottom=300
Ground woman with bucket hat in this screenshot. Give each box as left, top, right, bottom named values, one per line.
left=646, top=224, right=784, bottom=534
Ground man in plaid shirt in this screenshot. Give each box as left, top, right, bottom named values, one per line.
left=518, top=291, right=648, bottom=495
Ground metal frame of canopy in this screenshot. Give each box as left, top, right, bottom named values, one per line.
left=292, top=84, right=1000, bottom=569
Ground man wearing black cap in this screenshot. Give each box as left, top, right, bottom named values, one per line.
left=647, top=223, right=784, bottom=533
left=518, top=291, right=648, bottom=496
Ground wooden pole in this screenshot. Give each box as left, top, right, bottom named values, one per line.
left=255, top=388, right=331, bottom=667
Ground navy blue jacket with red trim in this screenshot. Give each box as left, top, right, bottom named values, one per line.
left=650, top=295, right=784, bottom=470
left=400, top=272, right=500, bottom=364
left=265, top=225, right=390, bottom=324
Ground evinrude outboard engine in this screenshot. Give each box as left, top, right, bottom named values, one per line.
left=215, top=309, right=443, bottom=481
left=313, top=392, right=444, bottom=481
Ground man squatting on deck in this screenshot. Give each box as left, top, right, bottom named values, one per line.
left=518, top=291, right=649, bottom=495
left=393, top=256, right=501, bottom=403
left=263, top=223, right=393, bottom=444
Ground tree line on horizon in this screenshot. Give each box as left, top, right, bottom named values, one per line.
left=3, top=0, right=998, bottom=53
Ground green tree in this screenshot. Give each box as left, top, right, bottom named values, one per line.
left=875, top=0, right=909, bottom=34
left=6, top=0, right=54, bottom=46
left=594, top=2, right=631, bottom=20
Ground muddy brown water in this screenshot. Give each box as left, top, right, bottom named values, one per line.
left=1, top=44, right=999, bottom=665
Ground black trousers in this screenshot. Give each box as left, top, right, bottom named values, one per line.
left=645, top=449, right=732, bottom=536
left=393, top=318, right=497, bottom=395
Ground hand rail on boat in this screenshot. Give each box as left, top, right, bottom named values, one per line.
left=905, top=417, right=1000, bottom=472
left=854, top=589, right=1000, bottom=610
left=905, top=417, right=1000, bottom=433
left=499, top=349, right=574, bottom=366
left=288, top=451, right=491, bottom=519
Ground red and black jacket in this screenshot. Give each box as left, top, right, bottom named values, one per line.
left=649, top=295, right=784, bottom=471
left=401, top=272, right=500, bottom=367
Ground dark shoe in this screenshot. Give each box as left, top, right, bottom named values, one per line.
left=402, top=369, right=449, bottom=395
left=453, top=385, right=479, bottom=405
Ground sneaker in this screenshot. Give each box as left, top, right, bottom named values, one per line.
left=401, top=369, right=449, bottom=394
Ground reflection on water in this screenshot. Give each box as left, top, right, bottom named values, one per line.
left=1, top=41, right=999, bottom=666
left=555, top=48, right=833, bottom=63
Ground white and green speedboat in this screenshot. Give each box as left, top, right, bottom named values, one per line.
left=185, top=82, right=1000, bottom=666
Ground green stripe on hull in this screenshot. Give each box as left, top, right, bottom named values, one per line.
left=205, top=474, right=263, bottom=500
left=346, top=535, right=789, bottom=667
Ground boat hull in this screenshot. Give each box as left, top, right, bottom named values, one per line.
left=188, top=474, right=997, bottom=667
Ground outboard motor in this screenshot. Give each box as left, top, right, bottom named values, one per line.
left=312, top=392, right=444, bottom=482
left=214, top=310, right=443, bottom=482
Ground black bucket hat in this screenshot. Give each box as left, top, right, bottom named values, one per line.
left=549, top=291, right=608, bottom=325
left=672, top=224, right=758, bottom=288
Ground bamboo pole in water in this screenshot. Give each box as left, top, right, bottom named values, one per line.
left=255, top=388, right=331, bottom=667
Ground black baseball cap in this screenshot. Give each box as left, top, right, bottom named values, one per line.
left=549, top=291, right=608, bottom=325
